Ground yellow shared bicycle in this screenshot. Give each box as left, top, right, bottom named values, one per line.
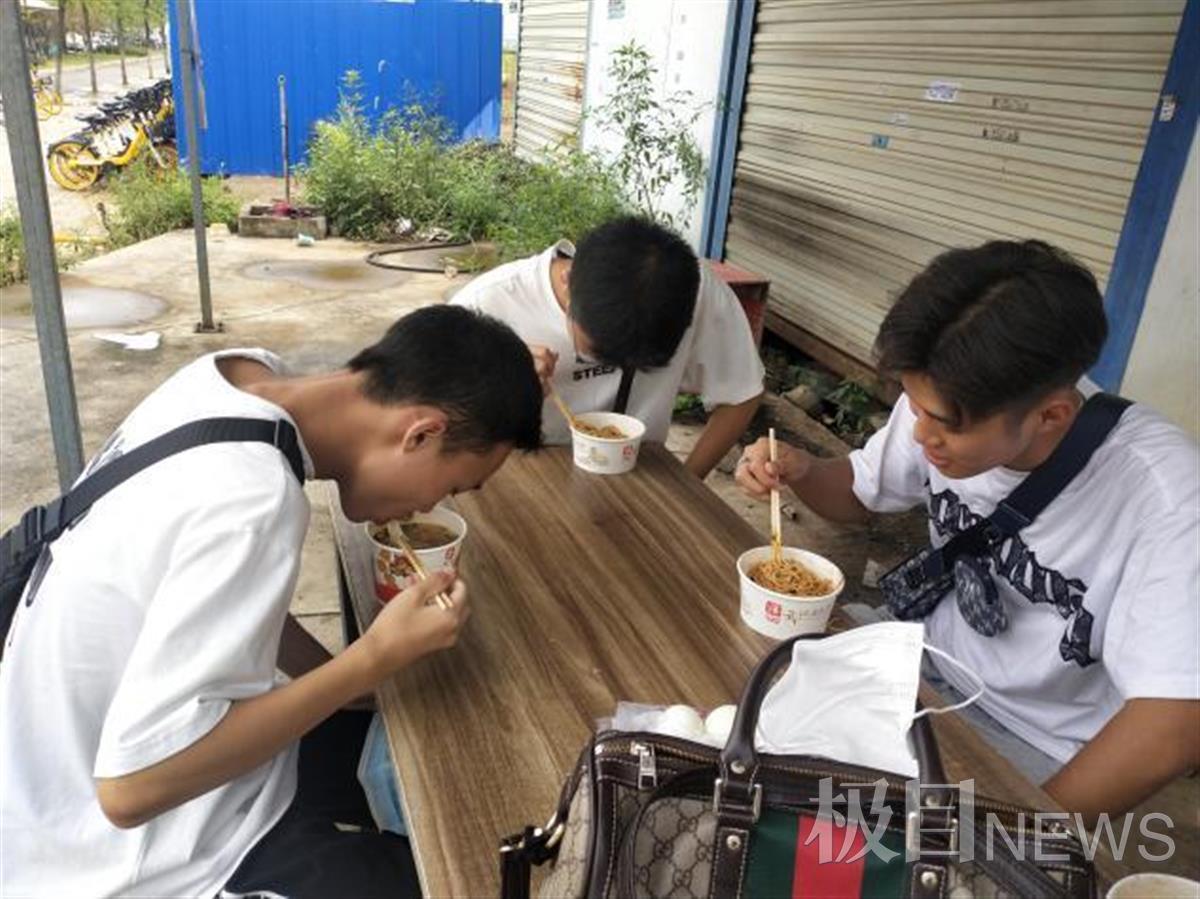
left=47, top=80, right=176, bottom=192
left=33, top=74, right=63, bottom=120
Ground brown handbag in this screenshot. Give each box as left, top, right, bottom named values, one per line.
left=499, top=634, right=1098, bottom=899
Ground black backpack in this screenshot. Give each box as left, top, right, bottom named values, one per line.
left=0, top=417, right=306, bottom=652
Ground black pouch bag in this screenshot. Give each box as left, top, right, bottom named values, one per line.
left=880, top=393, right=1131, bottom=629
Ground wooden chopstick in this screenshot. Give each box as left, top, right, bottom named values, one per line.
left=548, top=384, right=577, bottom=429
left=768, top=427, right=782, bottom=565
left=386, top=522, right=453, bottom=611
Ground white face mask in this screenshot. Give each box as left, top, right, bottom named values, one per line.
left=755, top=622, right=984, bottom=778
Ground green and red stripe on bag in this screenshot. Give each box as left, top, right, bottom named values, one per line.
left=746, top=810, right=908, bottom=899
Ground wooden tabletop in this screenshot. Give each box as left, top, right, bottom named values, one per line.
left=329, top=445, right=1125, bottom=896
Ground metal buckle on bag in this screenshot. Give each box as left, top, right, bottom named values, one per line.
left=712, top=778, right=762, bottom=822
left=905, top=788, right=960, bottom=859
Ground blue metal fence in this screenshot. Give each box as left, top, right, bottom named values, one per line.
left=167, top=0, right=501, bottom=175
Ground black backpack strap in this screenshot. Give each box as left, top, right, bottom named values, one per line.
left=613, top=367, right=635, bottom=415
left=924, top=393, right=1132, bottom=570
left=12, top=417, right=305, bottom=558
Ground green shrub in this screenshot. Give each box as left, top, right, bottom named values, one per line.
left=0, top=206, right=26, bottom=289
left=301, top=71, right=628, bottom=256
left=105, top=162, right=240, bottom=248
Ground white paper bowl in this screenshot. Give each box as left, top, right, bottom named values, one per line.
left=737, top=546, right=845, bottom=639
left=1107, top=874, right=1200, bottom=899
left=366, top=506, right=467, bottom=603
left=570, top=412, right=646, bottom=475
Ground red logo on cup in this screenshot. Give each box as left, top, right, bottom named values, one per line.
left=622, top=445, right=635, bottom=459
left=765, top=600, right=782, bottom=623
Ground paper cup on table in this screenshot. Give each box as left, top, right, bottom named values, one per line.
left=366, top=507, right=466, bottom=604
left=570, top=412, right=645, bottom=475
left=1107, top=874, right=1200, bottom=899
left=737, top=546, right=844, bottom=639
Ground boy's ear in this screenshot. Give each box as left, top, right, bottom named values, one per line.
left=1035, top=390, right=1080, bottom=433
left=399, top=409, right=448, bottom=453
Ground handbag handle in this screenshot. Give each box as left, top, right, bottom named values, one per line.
left=718, top=633, right=948, bottom=801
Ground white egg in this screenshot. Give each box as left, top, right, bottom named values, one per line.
left=658, top=704, right=705, bottom=739
left=704, top=705, right=737, bottom=742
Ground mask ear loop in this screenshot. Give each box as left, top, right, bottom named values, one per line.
left=912, top=644, right=986, bottom=720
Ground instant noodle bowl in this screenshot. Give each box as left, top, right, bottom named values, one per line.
left=570, top=412, right=645, bottom=475
left=366, top=506, right=467, bottom=603
left=736, top=546, right=844, bottom=639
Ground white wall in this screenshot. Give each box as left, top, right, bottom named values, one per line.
left=580, top=0, right=731, bottom=249
left=1121, top=130, right=1199, bottom=439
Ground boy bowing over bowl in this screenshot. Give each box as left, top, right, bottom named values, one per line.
left=451, top=216, right=765, bottom=478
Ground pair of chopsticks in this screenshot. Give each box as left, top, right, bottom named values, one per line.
left=385, top=522, right=453, bottom=612
left=548, top=383, right=577, bottom=430
left=768, top=427, right=783, bottom=565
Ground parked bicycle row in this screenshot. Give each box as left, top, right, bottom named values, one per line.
left=46, top=78, right=176, bottom=192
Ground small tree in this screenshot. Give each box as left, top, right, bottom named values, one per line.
left=588, top=41, right=707, bottom=232
left=55, top=0, right=67, bottom=91
left=142, top=0, right=154, bottom=77
left=79, top=0, right=98, bottom=94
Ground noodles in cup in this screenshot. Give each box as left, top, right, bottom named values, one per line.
left=370, top=521, right=458, bottom=551
left=573, top=421, right=626, bottom=440
left=749, top=557, right=833, bottom=597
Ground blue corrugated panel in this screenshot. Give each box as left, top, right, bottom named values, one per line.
left=167, top=0, right=501, bottom=174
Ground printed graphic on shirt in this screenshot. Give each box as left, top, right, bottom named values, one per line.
left=572, top=363, right=618, bottom=382
left=929, top=486, right=1095, bottom=667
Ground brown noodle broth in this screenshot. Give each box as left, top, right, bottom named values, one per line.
left=573, top=421, right=626, bottom=439
left=749, top=558, right=833, bottom=597
left=372, top=522, right=458, bottom=550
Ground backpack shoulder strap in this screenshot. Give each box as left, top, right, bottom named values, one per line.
left=10, top=417, right=305, bottom=559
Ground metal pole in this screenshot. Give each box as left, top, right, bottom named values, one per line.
left=175, top=0, right=219, bottom=332
left=278, top=74, right=289, bottom=206
left=0, top=0, right=84, bottom=490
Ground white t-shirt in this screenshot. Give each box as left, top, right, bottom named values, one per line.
left=450, top=241, right=764, bottom=444
left=850, top=392, right=1200, bottom=763
left=0, top=349, right=314, bottom=898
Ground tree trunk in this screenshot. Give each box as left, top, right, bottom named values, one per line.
left=55, top=0, right=67, bottom=92
left=116, top=10, right=128, bottom=86
left=159, top=19, right=169, bottom=74
left=82, top=0, right=97, bottom=94
left=143, top=2, right=154, bottom=77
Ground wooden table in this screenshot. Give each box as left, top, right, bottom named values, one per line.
left=330, top=445, right=1125, bottom=896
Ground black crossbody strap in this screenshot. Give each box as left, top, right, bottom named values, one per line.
left=613, top=367, right=636, bottom=415
left=41, top=417, right=305, bottom=547
left=931, top=393, right=1132, bottom=568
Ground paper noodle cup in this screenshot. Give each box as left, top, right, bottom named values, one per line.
left=737, top=546, right=844, bottom=639
left=570, top=412, right=646, bottom=475
left=366, top=507, right=466, bottom=603
left=1107, top=874, right=1200, bottom=899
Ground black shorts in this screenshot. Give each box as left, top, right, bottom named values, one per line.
left=220, top=710, right=420, bottom=899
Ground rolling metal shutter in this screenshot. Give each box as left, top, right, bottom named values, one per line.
left=724, top=0, right=1185, bottom=366
left=513, top=0, right=590, bottom=160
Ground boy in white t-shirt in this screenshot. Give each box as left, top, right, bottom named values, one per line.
left=450, top=216, right=765, bottom=477
left=0, top=306, right=543, bottom=898
left=737, top=240, right=1199, bottom=823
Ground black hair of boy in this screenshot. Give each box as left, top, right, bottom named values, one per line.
left=569, top=217, right=701, bottom=371
left=349, top=305, right=544, bottom=452
left=875, top=240, right=1108, bottom=423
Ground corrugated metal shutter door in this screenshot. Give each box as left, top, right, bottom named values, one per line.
left=514, top=0, right=589, bottom=159
left=724, top=0, right=1185, bottom=366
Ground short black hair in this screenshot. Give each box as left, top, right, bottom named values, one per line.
left=348, top=306, right=542, bottom=452
left=569, top=216, right=700, bottom=370
left=876, top=240, right=1108, bottom=422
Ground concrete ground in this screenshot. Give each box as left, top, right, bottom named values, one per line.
left=0, top=228, right=1195, bottom=878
